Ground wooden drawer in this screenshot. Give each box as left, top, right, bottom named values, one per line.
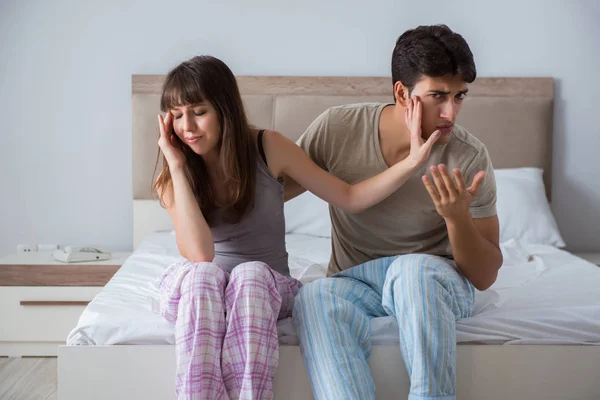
left=0, top=286, right=101, bottom=343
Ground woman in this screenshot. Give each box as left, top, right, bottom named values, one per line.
left=154, top=55, right=438, bottom=400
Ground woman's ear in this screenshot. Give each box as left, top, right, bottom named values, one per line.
left=393, top=81, right=409, bottom=106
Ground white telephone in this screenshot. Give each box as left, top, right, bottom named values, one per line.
left=52, top=246, right=112, bottom=263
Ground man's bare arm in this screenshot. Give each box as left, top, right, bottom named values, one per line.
left=445, top=215, right=502, bottom=290
left=422, top=164, right=502, bottom=290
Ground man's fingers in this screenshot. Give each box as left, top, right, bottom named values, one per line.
left=467, top=171, right=487, bottom=195
left=422, top=175, right=441, bottom=203
left=438, top=164, right=458, bottom=197
left=453, top=168, right=468, bottom=192
left=430, top=166, right=449, bottom=200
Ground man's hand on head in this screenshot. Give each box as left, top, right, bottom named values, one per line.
left=421, top=164, right=485, bottom=222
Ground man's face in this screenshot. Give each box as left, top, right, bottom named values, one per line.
left=409, top=74, right=469, bottom=144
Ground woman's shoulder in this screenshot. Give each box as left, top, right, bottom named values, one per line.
left=257, top=129, right=299, bottom=178
left=261, top=129, right=294, bottom=146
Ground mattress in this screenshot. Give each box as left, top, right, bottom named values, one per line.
left=67, top=232, right=600, bottom=347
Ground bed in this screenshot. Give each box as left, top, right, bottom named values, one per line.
left=58, top=76, right=600, bottom=400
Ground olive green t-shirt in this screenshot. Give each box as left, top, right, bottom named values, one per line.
left=297, top=102, right=497, bottom=275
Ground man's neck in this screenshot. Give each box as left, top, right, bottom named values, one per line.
left=378, top=104, right=412, bottom=167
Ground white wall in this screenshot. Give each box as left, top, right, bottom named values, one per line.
left=1, top=0, right=599, bottom=255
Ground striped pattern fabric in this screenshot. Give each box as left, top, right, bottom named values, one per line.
left=293, top=254, right=475, bottom=400
left=158, top=260, right=302, bottom=400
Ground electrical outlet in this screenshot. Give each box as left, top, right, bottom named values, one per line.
left=17, top=244, right=37, bottom=253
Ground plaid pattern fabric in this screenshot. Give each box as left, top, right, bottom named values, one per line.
left=158, top=260, right=301, bottom=400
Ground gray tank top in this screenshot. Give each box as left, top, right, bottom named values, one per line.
left=209, top=132, right=289, bottom=276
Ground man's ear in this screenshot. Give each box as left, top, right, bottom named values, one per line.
left=393, top=81, right=409, bottom=106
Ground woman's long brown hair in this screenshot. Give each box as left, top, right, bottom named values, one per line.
left=152, top=55, right=256, bottom=224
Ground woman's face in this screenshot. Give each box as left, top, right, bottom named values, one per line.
left=169, top=100, right=221, bottom=157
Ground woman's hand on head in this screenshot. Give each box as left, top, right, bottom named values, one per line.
left=405, top=97, right=440, bottom=168
left=158, top=112, right=186, bottom=169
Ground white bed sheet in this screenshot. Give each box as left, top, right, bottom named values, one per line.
left=67, top=232, right=600, bottom=347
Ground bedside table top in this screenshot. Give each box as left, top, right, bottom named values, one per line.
left=0, top=251, right=131, bottom=266
left=0, top=251, right=132, bottom=287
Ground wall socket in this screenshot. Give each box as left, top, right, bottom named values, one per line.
left=16, top=244, right=59, bottom=253
left=17, top=244, right=37, bottom=253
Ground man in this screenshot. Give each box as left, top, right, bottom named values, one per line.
left=285, top=24, right=503, bottom=400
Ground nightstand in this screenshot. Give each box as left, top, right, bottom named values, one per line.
left=0, top=251, right=130, bottom=357
left=572, top=252, right=600, bottom=267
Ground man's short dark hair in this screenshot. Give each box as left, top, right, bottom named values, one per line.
left=391, top=24, right=476, bottom=94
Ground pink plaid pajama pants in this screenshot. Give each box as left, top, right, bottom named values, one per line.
left=157, top=260, right=302, bottom=400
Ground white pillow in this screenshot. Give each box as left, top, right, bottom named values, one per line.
left=284, top=191, right=331, bottom=237
left=494, top=168, right=565, bottom=247
left=283, top=168, right=565, bottom=248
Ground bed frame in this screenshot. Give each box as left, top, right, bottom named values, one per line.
left=58, top=75, right=600, bottom=400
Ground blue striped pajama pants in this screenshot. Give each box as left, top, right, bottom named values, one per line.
left=292, top=254, right=475, bottom=400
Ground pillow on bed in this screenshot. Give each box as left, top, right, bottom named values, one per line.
left=494, top=168, right=565, bottom=247
left=284, top=191, right=331, bottom=237
left=283, top=168, right=565, bottom=247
